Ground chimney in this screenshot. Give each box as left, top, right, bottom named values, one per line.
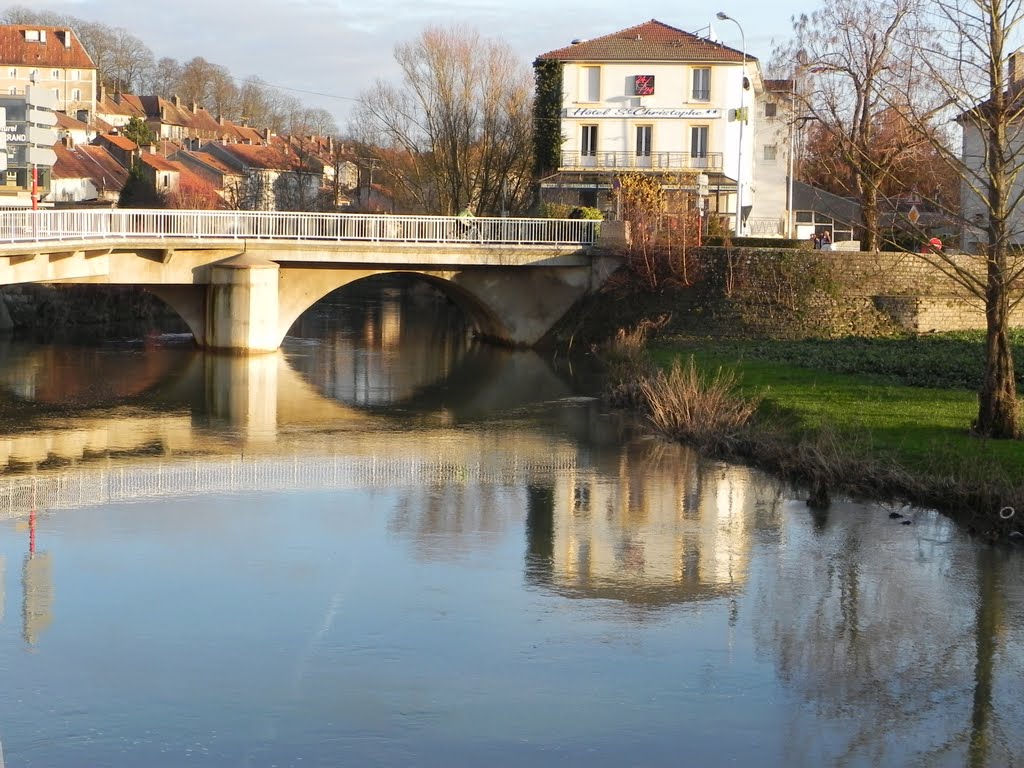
left=191, top=102, right=198, bottom=114
left=100, top=84, right=106, bottom=104
left=172, top=95, right=180, bottom=108
left=113, top=91, right=121, bottom=105
left=1009, top=50, right=1024, bottom=90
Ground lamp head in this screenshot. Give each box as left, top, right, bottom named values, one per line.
left=716, top=12, right=730, bottom=20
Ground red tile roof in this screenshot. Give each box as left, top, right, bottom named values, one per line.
left=52, top=143, right=128, bottom=188
left=177, top=150, right=238, bottom=176
left=140, top=153, right=180, bottom=172
left=0, top=25, right=96, bottom=69
left=537, top=19, right=751, bottom=63
left=96, top=91, right=148, bottom=120
left=212, top=142, right=315, bottom=172
left=55, top=111, right=89, bottom=130
left=101, top=133, right=138, bottom=151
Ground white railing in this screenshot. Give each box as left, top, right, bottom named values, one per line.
left=0, top=451, right=579, bottom=518
left=0, top=209, right=600, bottom=247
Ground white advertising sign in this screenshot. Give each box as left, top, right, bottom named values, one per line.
left=564, top=107, right=722, bottom=119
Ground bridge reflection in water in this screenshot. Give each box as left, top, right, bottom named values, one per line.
left=0, top=334, right=781, bottom=654
left=1, top=301, right=1018, bottom=767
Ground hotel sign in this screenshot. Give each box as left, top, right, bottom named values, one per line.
left=565, top=107, right=722, bottom=119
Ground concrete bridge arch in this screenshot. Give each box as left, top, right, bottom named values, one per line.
left=149, top=255, right=617, bottom=353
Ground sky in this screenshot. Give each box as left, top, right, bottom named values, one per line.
left=5, top=0, right=815, bottom=129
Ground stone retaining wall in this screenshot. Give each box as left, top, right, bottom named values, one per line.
left=832, top=251, right=1023, bottom=332
left=696, top=247, right=1024, bottom=335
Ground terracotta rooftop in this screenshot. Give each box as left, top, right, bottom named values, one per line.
left=536, top=19, right=752, bottom=64
left=96, top=90, right=148, bottom=120
left=52, top=143, right=128, bottom=189
left=101, top=133, right=138, bottom=152
left=213, top=142, right=314, bottom=172
left=0, top=25, right=96, bottom=69
left=55, top=111, right=90, bottom=130
left=140, top=153, right=180, bottom=172
left=176, top=150, right=239, bottom=176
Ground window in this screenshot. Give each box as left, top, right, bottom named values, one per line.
left=28, top=69, right=38, bottom=82
left=692, top=68, right=711, bottom=101
left=7, top=68, right=16, bottom=78
left=8, top=87, right=16, bottom=95
left=636, top=125, right=653, bottom=156
left=765, top=102, right=777, bottom=117
left=70, top=70, right=80, bottom=80
left=71, top=88, right=81, bottom=101
left=51, top=69, right=60, bottom=80
left=690, top=126, right=709, bottom=157
left=581, top=124, right=598, bottom=156
left=763, top=144, right=778, bottom=162
left=52, top=88, right=60, bottom=101
left=581, top=66, right=600, bottom=102
left=24, top=29, right=40, bottom=42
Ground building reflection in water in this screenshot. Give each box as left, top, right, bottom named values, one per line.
left=526, top=439, right=783, bottom=607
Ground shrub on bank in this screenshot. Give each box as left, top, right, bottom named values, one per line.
left=637, top=357, right=760, bottom=448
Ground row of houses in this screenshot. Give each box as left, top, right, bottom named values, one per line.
left=47, top=88, right=367, bottom=211
left=1, top=24, right=380, bottom=212
left=49, top=103, right=365, bottom=212
left=0, top=19, right=959, bottom=245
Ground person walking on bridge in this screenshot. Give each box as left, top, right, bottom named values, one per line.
left=457, top=204, right=477, bottom=240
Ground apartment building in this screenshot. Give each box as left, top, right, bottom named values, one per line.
left=535, top=19, right=786, bottom=235
left=0, top=25, right=97, bottom=122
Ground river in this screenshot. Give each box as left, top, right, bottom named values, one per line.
left=0, top=277, right=1021, bottom=767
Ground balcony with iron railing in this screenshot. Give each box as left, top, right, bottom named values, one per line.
left=560, top=151, right=724, bottom=172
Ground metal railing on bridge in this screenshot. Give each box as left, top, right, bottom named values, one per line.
left=0, top=209, right=600, bottom=247
left=0, top=451, right=580, bottom=518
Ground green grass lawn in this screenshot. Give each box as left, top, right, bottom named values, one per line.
left=650, top=334, right=1024, bottom=483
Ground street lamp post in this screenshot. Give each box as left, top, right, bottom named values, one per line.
left=716, top=11, right=745, bottom=238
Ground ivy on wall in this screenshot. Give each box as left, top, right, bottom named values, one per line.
left=532, top=59, right=564, bottom=178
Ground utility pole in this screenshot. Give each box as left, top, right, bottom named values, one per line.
left=717, top=12, right=746, bottom=238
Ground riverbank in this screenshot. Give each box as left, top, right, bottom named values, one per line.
left=637, top=334, right=1024, bottom=542
left=548, top=279, right=1024, bottom=542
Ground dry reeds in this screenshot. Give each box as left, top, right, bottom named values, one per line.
left=637, top=356, right=760, bottom=447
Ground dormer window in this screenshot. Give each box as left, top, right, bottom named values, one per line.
left=23, top=29, right=46, bottom=43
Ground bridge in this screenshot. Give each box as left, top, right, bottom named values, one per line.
left=0, top=209, right=625, bottom=351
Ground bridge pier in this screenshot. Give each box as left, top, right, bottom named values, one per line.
left=207, top=256, right=280, bottom=354
left=0, top=292, right=11, bottom=332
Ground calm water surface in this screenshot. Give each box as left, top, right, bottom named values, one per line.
left=0, top=279, right=1022, bottom=767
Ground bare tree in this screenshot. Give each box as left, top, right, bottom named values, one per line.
left=207, top=66, right=240, bottom=120
left=777, top=0, right=928, bottom=251
left=108, top=27, right=153, bottom=93
left=0, top=6, right=64, bottom=25
left=145, top=57, right=182, bottom=99
left=176, top=56, right=219, bottom=108
left=886, top=0, right=1024, bottom=438
left=351, top=25, right=534, bottom=215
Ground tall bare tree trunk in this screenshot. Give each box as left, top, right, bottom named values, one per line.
left=977, top=254, right=1020, bottom=437
left=861, top=183, right=880, bottom=251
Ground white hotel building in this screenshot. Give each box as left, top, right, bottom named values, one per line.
left=536, top=19, right=790, bottom=236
